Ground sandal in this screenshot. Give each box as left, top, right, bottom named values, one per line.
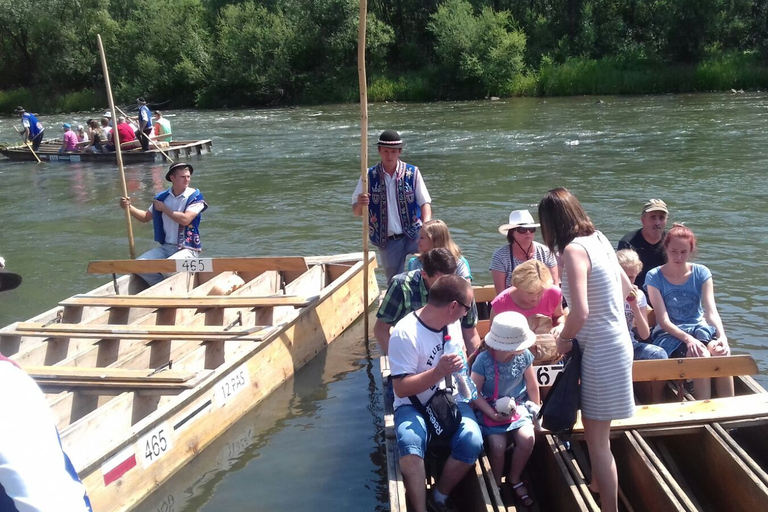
left=511, top=481, right=534, bottom=507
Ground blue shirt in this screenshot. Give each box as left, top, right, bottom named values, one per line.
left=471, top=349, right=534, bottom=401
left=645, top=263, right=712, bottom=326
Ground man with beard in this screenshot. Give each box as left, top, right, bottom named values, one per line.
left=617, top=199, right=669, bottom=290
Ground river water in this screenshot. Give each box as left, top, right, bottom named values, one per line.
left=1, top=93, right=768, bottom=510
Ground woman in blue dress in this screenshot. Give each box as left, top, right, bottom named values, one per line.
left=646, top=223, right=733, bottom=399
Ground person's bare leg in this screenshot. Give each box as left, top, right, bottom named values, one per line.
left=693, top=377, right=711, bottom=399
left=486, top=434, right=507, bottom=487
left=400, top=454, right=427, bottom=512
left=508, top=425, right=535, bottom=500
left=715, top=376, right=734, bottom=398
left=435, top=457, right=473, bottom=497
left=583, top=418, right=618, bottom=512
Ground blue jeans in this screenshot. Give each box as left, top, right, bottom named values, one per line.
left=632, top=339, right=668, bottom=360
left=378, top=235, right=419, bottom=282
left=136, top=244, right=196, bottom=286
left=395, top=402, right=483, bottom=465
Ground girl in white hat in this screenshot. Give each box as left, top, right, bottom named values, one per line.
left=469, top=311, right=540, bottom=506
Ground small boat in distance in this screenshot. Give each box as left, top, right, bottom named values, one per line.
left=0, top=253, right=377, bottom=511
left=0, top=139, right=213, bottom=163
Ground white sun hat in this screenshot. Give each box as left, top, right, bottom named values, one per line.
left=484, top=311, right=536, bottom=352
left=498, top=209, right=540, bottom=235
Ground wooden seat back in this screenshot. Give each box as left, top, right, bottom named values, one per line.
left=86, top=256, right=309, bottom=275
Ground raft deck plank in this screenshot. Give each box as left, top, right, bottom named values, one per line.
left=632, top=355, right=758, bottom=382
left=60, top=295, right=312, bottom=308
left=11, top=323, right=273, bottom=341
left=86, top=257, right=309, bottom=275
left=573, top=394, right=768, bottom=433
left=24, top=366, right=195, bottom=383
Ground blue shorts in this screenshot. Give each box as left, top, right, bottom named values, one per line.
left=652, top=324, right=716, bottom=357
left=394, top=402, right=482, bottom=465
left=632, top=339, right=668, bottom=360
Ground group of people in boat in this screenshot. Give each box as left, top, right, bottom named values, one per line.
left=353, top=130, right=733, bottom=512
left=13, top=98, right=172, bottom=156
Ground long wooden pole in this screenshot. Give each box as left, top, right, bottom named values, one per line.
left=13, top=126, right=42, bottom=163
left=358, top=0, right=370, bottom=341
left=114, top=105, right=175, bottom=163
left=97, top=34, right=136, bottom=259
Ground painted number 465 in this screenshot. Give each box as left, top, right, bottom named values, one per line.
left=139, top=424, right=172, bottom=467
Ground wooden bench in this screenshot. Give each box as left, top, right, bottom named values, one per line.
left=86, top=256, right=309, bottom=275
left=25, top=365, right=201, bottom=393
left=473, top=285, right=497, bottom=304
left=10, top=322, right=272, bottom=341
left=59, top=295, right=313, bottom=308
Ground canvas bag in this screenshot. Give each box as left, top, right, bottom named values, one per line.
left=537, top=339, right=582, bottom=435
left=408, top=326, right=462, bottom=440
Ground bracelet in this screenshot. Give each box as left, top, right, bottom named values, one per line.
left=557, top=335, right=574, bottom=343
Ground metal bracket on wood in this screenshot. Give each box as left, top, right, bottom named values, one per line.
left=224, top=311, right=243, bottom=331
left=112, top=273, right=119, bottom=295
left=149, top=360, right=173, bottom=376
left=43, top=310, right=63, bottom=327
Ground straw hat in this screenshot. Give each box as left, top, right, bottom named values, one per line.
left=498, top=210, right=540, bottom=235
left=484, top=311, right=536, bottom=352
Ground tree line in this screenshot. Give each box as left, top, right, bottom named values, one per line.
left=1, top=0, right=768, bottom=111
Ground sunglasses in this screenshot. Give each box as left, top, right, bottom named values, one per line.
left=455, top=299, right=472, bottom=312
left=515, top=227, right=536, bottom=234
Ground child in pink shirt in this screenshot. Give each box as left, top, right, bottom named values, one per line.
left=59, top=123, right=79, bottom=153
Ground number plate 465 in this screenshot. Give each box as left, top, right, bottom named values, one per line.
left=139, top=423, right=173, bottom=468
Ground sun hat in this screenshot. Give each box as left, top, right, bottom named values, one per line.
left=642, top=199, right=668, bottom=214
left=498, top=210, right=540, bottom=235
left=165, top=162, right=194, bottom=182
left=13, top=106, right=26, bottom=114
left=103, top=111, right=112, bottom=118
left=0, top=257, right=22, bottom=293
left=484, top=311, right=536, bottom=352
left=377, top=130, right=404, bottom=149
left=62, top=123, right=71, bottom=129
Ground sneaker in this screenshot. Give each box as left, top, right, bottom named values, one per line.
left=427, top=493, right=457, bottom=512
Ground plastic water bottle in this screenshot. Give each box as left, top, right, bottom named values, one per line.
left=443, top=335, right=478, bottom=401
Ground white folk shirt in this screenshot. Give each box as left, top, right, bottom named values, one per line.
left=351, top=163, right=431, bottom=237
left=148, top=187, right=205, bottom=245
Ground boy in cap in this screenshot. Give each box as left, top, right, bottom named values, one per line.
left=617, top=199, right=669, bottom=289
left=119, top=162, right=208, bottom=286
left=14, top=106, right=45, bottom=151
left=352, top=129, right=432, bottom=281
left=0, top=261, right=93, bottom=512
left=58, top=123, right=79, bottom=154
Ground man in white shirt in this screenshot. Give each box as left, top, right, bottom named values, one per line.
left=119, top=162, right=208, bottom=286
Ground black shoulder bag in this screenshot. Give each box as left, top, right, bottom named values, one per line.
left=538, top=339, right=582, bottom=436
left=408, top=326, right=462, bottom=440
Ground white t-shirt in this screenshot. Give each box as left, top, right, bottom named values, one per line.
left=388, top=312, right=463, bottom=409
left=351, top=162, right=431, bottom=237
left=148, top=187, right=205, bottom=245
left=624, top=290, right=648, bottom=341
left=0, top=362, right=91, bottom=512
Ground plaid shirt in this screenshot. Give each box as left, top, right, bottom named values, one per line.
left=376, top=270, right=478, bottom=328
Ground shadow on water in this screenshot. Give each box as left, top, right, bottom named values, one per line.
left=133, top=311, right=388, bottom=512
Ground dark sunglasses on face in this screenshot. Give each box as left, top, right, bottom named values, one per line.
left=455, top=299, right=471, bottom=312
left=516, top=227, right=536, bottom=234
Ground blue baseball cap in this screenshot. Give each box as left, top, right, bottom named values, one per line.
left=62, top=123, right=71, bottom=129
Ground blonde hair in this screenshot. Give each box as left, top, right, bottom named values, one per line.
left=616, top=248, right=643, bottom=273
left=511, top=259, right=552, bottom=294
left=417, top=219, right=463, bottom=261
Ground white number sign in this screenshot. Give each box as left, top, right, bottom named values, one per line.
left=213, top=365, right=249, bottom=407
left=175, top=258, right=213, bottom=273
left=139, top=423, right=173, bottom=468
left=536, top=365, right=564, bottom=387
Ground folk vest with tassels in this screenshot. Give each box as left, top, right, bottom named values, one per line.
left=367, top=161, right=422, bottom=248
left=152, top=188, right=207, bottom=252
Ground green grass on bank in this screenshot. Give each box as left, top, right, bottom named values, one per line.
left=2, top=54, right=767, bottom=114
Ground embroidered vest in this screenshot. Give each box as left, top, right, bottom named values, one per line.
left=152, top=189, right=207, bottom=252
left=367, top=161, right=422, bottom=248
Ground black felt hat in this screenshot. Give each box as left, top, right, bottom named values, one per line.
left=377, top=130, right=404, bottom=148
left=13, top=106, right=25, bottom=114
left=165, top=162, right=194, bottom=182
